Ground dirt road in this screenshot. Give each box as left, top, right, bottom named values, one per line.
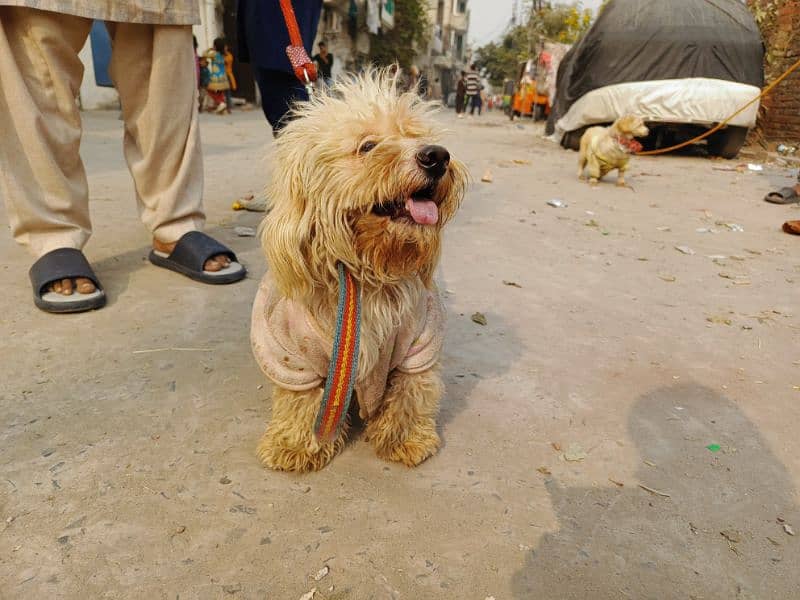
left=1, top=109, right=799, bottom=599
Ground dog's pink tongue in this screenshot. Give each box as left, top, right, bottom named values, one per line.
left=405, top=198, right=438, bottom=225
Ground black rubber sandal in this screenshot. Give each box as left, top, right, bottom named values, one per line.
left=764, top=187, right=800, bottom=204
left=148, top=231, right=246, bottom=284
left=29, top=248, right=106, bottom=314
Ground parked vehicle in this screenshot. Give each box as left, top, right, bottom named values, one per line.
left=547, top=0, right=764, bottom=159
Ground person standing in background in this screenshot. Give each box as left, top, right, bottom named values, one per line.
left=312, top=40, right=334, bottom=88
left=455, top=71, right=467, bottom=118
left=206, top=38, right=230, bottom=114
left=465, top=63, right=482, bottom=117
left=224, top=42, right=237, bottom=113
left=237, top=0, right=322, bottom=135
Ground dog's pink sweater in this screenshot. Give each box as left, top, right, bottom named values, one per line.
left=251, top=276, right=445, bottom=418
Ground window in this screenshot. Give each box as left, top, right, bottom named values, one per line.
left=454, top=33, right=464, bottom=60
left=456, top=0, right=467, bottom=14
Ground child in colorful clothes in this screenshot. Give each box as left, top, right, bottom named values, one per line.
left=224, top=43, right=237, bottom=114
left=198, top=56, right=210, bottom=112
left=205, top=38, right=230, bottom=114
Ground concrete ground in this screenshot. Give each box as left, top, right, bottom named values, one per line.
left=1, top=108, right=799, bottom=600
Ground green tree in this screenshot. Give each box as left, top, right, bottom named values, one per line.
left=475, top=2, right=593, bottom=87
left=369, top=0, right=430, bottom=69
left=476, top=25, right=530, bottom=87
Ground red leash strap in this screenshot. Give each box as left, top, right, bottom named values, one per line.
left=278, top=0, right=317, bottom=85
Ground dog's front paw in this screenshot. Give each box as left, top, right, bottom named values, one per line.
left=368, top=419, right=441, bottom=467
left=257, top=428, right=344, bottom=473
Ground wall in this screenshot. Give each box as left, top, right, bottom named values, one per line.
left=749, top=0, right=800, bottom=142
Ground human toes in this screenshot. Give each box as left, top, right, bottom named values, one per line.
left=76, top=277, right=96, bottom=294
left=204, top=258, right=223, bottom=272
left=213, top=253, right=231, bottom=267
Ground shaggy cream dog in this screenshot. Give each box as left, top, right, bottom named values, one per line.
left=578, top=114, right=649, bottom=187
left=251, top=72, right=468, bottom=472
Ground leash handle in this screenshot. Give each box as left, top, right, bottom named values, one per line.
left=279, top=0, right=317, bottom=90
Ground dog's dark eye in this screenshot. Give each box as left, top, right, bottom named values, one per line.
left=358, top=140, right=377, bottom=154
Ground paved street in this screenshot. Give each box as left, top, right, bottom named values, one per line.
left=2, top=107, right=799, bottom=599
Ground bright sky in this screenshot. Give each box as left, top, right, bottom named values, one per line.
left=469, top=0, right=604, bottom=46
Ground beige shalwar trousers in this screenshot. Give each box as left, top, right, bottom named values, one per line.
left=0, top=6, right=204, bottom=258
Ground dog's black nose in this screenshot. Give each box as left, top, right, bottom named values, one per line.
left=416, top=145, right=450, bottom=179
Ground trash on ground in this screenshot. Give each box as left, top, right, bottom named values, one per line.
left=777, top=144, right=797, bottom=155
left=608, top=478, right=624, bottom=487
left=706, top=443, right=722, bottom=452
left=551, top=442, right=562, bottom=452
left=658, top=274, right=677, bottom=282
left=502, top=280, right=522, bottom=288
left=706, top=316, right=732, bottom=326
left=638, top=484, right=670, bottom=497
left=585, top=219, right=600, bottom=228
left=299, top=589, right=316, bottom=600
left=720, top=529, right=742, bottom=544
left=512, top=159, right=531, bottom=165
left=234, top=226, right=257, bottom=237
left=656, top=226, right=671, bottom=232
left=471, top=312, right=487, bottom=326
left=547, top=198, right=567, bottom=208
left=717, top=222, right=745, bottom=232
left=784, top=523, right=796, bottom=536
left=232, top=195, right=268, bottom=212
left=696, top=228, right=717, bottom=234
left=564, top=443, right=587, bottom=462
left=643, top=460, right=656, bottom=467
left=747, top=163, right=763, bottom=172
left=537, top=466, right=551, bottom=475
left=481, top=170, right=493, bottom=183
left=675, top=245, right=695, bottom=255
left=707, top=254, right=727, bottom=260
left=313, top=566, right=330, bottom=581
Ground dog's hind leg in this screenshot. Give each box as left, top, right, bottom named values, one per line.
left=257, top=387, right=347, bottom=472
left=577, top=153, right=587, bottom=180
left=366, top=365, right=443, bottom=467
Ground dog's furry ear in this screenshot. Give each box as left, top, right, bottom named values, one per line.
left=260, top=149, right=317, bottom=299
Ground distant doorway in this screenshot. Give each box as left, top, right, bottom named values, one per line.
left=222, top=0, right=257, bottom=103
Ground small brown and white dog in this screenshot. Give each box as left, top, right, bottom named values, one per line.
left=577, top=115, right=649, bottom=187
left=250, top=71, right=468, bottom=472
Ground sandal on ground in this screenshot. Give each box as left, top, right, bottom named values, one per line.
left=783, top=220, right=800, bottom=235
left=148, top=231, right=246, bottom=284
left=764, top=187, right=800, bottom=204
left=29, top=248, right=106, bottom=314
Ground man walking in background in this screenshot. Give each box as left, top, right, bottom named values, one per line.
left=465, top=63, right=482, bottom=117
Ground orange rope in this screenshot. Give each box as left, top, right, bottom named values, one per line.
left=636, top=56, right=800, bottom=156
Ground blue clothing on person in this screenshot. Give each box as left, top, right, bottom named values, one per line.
left=237, top=0, right=322, bottom=134
left=237, top=0, right=321, bottom=73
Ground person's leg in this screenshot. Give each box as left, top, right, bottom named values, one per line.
left=224, top=88, right=233, bottom=113
left=106, top=23, right=230, bottom=272
left=254, top=68, right=307, bottom=136
left=0, top=8, right=94, bottom=259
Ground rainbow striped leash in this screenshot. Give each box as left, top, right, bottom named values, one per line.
left=314, top=263, right=361, bottom=441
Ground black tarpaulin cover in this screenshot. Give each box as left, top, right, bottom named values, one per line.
left=546, top=0, right=764, bottom=134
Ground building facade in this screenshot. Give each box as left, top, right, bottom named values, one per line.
left=313, top=0, right=374, bottom=79
left=418, top=0, right=470, bottom=102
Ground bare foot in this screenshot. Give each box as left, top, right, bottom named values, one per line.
left=152, top=237, right=231, bottom=272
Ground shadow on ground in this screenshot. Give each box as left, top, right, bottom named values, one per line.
left=511, top=382, right=800, bottom=599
